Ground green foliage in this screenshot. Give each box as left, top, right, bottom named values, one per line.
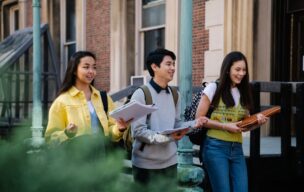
left=0, top=127, right=179, bottom=192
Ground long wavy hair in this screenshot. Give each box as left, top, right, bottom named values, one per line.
left=212, top=51, right=253, bottom=111
left=57, top=51, right=96, bottom=96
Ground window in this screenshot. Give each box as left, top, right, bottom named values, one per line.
left=13, top=9, right=19, bottom=31
left=61, top=0, right=76, bottom=76
left=135, top=0, right=178, bottom=79
left=142, top=0, right=165, bottom=27
left=65, top=0, right=76, bottom=60
left=60, top=0, right=86, bottom=78
left=136, top=0, right=166, bottom=72
left=144, top=29, right=165, bottom=66
left=8, top=5, right=19, bottom=36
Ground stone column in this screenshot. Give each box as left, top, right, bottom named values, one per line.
left=178, top=0, right=204, bottom=191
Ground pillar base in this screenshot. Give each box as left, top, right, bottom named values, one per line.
left=178, top=164, right=205, bottom=191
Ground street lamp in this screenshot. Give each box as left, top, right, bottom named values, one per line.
left=178, top=0, right=204, bottom=191
left=31, top=0, right=44, bottom=147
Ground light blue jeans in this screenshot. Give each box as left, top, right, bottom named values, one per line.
left=202, top=136, right=248, bottom=192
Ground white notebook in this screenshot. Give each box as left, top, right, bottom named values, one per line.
left=158, top=127, right=193, bottom=135
left=109, top=100, right=158, bottom=122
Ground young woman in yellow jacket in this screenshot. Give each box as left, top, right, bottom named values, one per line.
left=45, top=51, right=128, bottom=145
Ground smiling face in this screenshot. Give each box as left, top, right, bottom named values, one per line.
left=75, top=56, right=96, bottom=87
left=229, top=60, right=247, bottom=87
left=153, top=55, right=175, bottom=85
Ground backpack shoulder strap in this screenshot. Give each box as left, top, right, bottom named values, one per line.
left=100, top=90, right=108, bottom=114
left=139, top=85, right=153, bottom=122
left=139, top=85, right=153, bottom=105
left=138, top=85, right=153, bottom=151
left=208, top=81, right=219, bottom=116
left=168, top=86, right=178, bottom=106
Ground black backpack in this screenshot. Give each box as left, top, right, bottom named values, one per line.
left=100, top=90, right=108, bottom=114
left=185, top=82, right=218, bottom=147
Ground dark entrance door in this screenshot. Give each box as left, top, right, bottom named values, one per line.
left=272, top=0, right=304, bottom=135
left=272, top=0, right=304, bottom=82
left=292, top=13, right=304, bottom=81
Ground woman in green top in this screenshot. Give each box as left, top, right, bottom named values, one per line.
left=196, top=51, right=268, bottom=192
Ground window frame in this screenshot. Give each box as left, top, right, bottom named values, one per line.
left=59, top=0, right=86, bottom=79
left=135, top=0, right=179, bottom=82
left=9, top=5, right=19, bottom=34
left=135, top=0, right=166, bottom=75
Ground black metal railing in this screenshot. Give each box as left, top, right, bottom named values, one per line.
left=0, top=24, right=60, bottom=138
left=248, top=81, right=304, bottom=191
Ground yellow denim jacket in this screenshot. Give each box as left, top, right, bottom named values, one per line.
left=45, top=86, right=123, bottom=143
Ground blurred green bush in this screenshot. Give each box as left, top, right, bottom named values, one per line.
left=0, top=126, right=179, bottom=192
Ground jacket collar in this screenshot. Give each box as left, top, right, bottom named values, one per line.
left=68, top=85, right=99, bottom=97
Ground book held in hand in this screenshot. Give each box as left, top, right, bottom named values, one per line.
left=159, top=127, right=192, bottom=135
left=109, top=100, right=158, bottom=122
left=237, top=106, right=281, bottom=130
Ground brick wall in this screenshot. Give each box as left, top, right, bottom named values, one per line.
left=86, top=0, right=111, bottom=91
left=25, top=1, right=49, bottom=28
left=23, top=0, right=206, bottom=90
left=25, top=1, right=33, bottom=27
left=192, top=0, right=209, bottom=86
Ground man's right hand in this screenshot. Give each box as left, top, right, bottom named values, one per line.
left=170, top=129, right=189, bottom=140
left=194, top=116, right=209, bottom=128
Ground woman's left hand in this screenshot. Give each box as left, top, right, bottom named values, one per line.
left=256, top=113, right=268, bottom=125
left=241, top=114, right=269, bottom=132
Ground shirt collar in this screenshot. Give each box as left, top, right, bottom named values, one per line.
left=150, top=79, right=170, bottom=94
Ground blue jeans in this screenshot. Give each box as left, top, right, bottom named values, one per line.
left=202, top=137, right=248, bottom=192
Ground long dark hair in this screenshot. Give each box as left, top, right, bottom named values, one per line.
left=212, top=51, right=253, bottom=110
left=57, top=51, right=96, bottom=96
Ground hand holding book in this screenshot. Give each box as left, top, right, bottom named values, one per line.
left=170, top=128, right=190, bottom=141
left=158, top=127, right=192, bottom=135
left=237, top=106, right=281, bottom=131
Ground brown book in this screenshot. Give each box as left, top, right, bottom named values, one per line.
left=237, top=106, right=281, bottom=129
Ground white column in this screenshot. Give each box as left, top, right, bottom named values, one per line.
left=110, top=0, right=127, bottom=93
left=204, top=0, right=224, bottom=82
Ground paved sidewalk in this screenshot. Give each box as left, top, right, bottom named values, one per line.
left=242, top=136, right=296, bottom=157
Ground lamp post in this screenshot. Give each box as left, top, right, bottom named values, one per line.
left=31, top=0, right=44, bottom=147
left=178, top=0, right=204, bottom=191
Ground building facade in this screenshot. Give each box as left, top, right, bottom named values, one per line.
left=1, top=0, right=304, bottom=135
left=0, top=0, right=209, bottom=91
